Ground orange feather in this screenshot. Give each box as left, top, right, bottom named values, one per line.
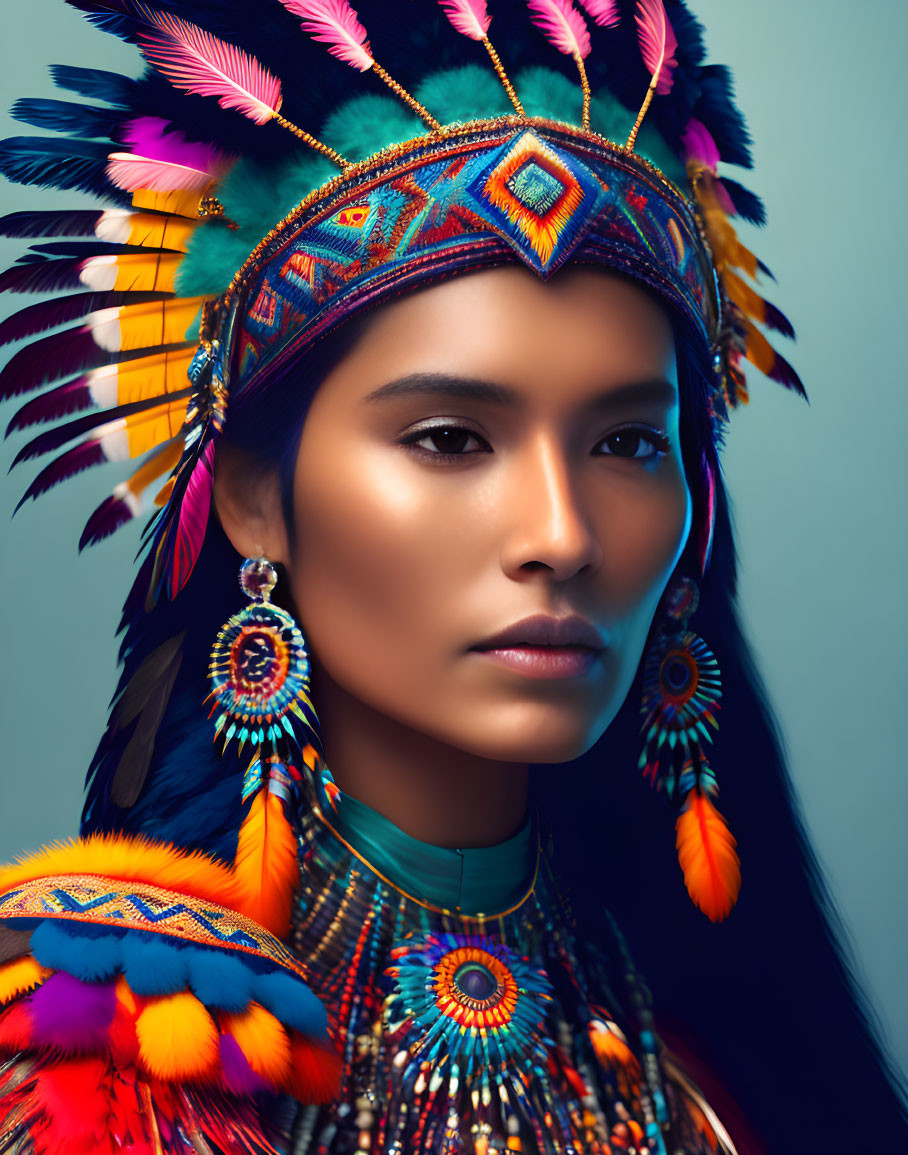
left=675, top=792, right=741, bottom=922
left=136, top=990, right=219, bottom=1081
left=221, top=1002, right=291, bottom=1086
left=232, top=787, right=299, bottom=936
left=0, top=956, right=48, bottom=1005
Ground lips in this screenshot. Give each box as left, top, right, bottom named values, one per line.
left=471, top=614, right=606, bottom=653
left=469, top=615, right=607, bottom=679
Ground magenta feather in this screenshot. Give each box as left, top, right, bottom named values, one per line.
left=278, top=0, right=374, bottom=72
left=527, top=0, right=591, bottom=58
left=682, top=118, right=720, bottom=170
left=577, top=0, right=619, bottom=28
left=169, top=438, right=215, bottom=595
left=438, top=0, right=491, bottom=40
left=635, top=0, right=677, bottom=95
left=135, top=7, right=282, bottom=125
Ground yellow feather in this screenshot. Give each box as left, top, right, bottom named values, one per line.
left=132, top=187, right=210, bottom=218
left=675, top=792, right=741, bottom=923
left=96, top=210, right=197, bottom=252
left=136, top=990, right=219, bottom=1081
left=0, top=956, right=49, bottom=1005
left=80, top=253, right=182, bottom=293
left=91, top=297, right=206, bottom=354
left=124, top=436, right=184, bottom=499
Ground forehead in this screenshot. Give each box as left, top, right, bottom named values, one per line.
left=314, top=265, right=677, bottom=406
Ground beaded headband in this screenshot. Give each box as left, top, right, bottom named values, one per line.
left=0, top=0, right=803, bottom=604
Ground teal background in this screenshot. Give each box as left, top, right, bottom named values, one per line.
left=1, top=0, right=906, bottom=1088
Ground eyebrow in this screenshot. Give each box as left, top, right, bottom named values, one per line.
left=364, top=371, right=677, bottom=409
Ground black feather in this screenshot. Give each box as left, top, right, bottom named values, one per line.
left=720, top=178, right=766, bottom=226
left=14, top=439, right=107, bottom=509
left=0, top=254, right=95, bottom=294
left=10, top=98, right=125, bottom=140
left=6, top=377, right=96, bottom=435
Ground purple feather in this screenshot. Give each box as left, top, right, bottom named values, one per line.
left=0, top=327, right=114, bottom=400
left=80, top=491, right=136, bottom=550
left=0, top=290, right=167, bottom=347
left=12, top=388, right=190, bottom=465
left=15, top=440, right=107, bottom=510
left=219, top=1032, right=271, bottom=1096
left=29, top=971, right=116, bottom=1052
left=0, top=209, right=104, bottom=239
left=6, top=376, right=96, bottom=434
left=764, top=301, right=795, bottom=340
left=0, top=255, right=90, bottom=294
left=768, top=350, right=807, bottom=399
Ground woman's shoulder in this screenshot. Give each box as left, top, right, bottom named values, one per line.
left=0, top=832, right=337, bottom=1153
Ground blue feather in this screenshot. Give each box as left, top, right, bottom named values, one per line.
left=183, top=946, right=256, bottom=1012
left=120, top=931, right=191, bottom=995
left=10, top=99, right=124, bottom=141
left=30, top=919, right=124, bottom=982
left=0, top=136, right=116, bottom=197
left=720, top=178, right=766, bottom=227
left=252, top=968, right=328, bottom=1037
left=50, top=63, right=139, bottom=107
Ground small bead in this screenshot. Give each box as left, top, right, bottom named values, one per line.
left=240, top=556, right=277, bottom=601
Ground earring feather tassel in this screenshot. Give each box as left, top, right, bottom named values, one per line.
left=675, top=790, right=740, bottom=923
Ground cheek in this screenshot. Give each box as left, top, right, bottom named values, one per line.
left=288, top=437, right=477, bottom=706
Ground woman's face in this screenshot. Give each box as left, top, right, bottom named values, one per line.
left=288, top=265, right=691, bottom=763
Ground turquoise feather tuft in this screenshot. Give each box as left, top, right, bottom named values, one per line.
left=415, top=64, right=510, bottom=124
left=322, top=94, right=421, bottom=161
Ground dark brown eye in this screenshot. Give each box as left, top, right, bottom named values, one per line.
left=428, top=428, right=471, bottom=454
left=595, top=428, right=667, bottom=460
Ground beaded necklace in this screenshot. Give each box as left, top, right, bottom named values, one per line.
left=286, top=760, right=732, bottom=1155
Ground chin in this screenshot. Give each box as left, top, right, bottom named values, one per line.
left=447, top=704, right=619, bottom=765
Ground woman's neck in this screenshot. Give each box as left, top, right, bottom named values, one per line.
left=313, top=670, right=529, bottom=848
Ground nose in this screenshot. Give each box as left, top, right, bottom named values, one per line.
left=499, top=434, right=604, bottom=583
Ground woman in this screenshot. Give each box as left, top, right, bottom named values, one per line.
left=0, top=1, right=904, bottom=1152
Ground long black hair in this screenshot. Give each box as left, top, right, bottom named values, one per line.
left=81, top=292, right=907, bottom=1154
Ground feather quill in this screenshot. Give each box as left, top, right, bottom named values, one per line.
left=577, top=0, right=619, bottom=28
left=438, top=0, right=491, bottom=40
left=278, top=0, right=374, bottom=71
left=675, top=790, right=740, bottom=923
left=635, top=0, right=678, bottom=95
left=625, top=0, right=677, bottom=148
left=527, top=0, right=593, bottom=127
left=133, top=6, right=283, bottom=125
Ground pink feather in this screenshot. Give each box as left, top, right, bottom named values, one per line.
left=527, top=0, right=591, bottom=58
left=278, top=0, right=374, bottom=72
left=438, top=0, right=491, bottom=40
left=120, top=117, right=228, bottom=172
left=171, top=440, right=215, bottom=596
left=106, top=152, right=224, bottom=193
left=577, top=0, right=620, bottom=28
left=635, top=0, right=677, bottom=95
left=135, top=8, right=282, bottom=125
left=682, top=117, right=720, bottom=170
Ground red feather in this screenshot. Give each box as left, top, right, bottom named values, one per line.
left=169, top=438, right=215, bottom=596
left=278, top=0, right=374, bottom=71
left=635, top=0, right=677, bottom=95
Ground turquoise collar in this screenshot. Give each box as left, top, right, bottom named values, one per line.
left=314, top=772, right=535, bottom=917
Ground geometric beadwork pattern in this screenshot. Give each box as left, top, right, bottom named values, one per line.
left=0, top=874, right=309, bottom=979
left=231, top=122, right=715, bottom=395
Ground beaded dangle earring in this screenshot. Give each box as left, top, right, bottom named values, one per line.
left=638, top=576, right=741, bottom=922
left=208, top=556, right=317, bottom=758
left=208, top=556, right=320, bottom=937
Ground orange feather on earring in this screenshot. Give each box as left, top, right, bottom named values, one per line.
left=675, top=791, right=741, bottom=923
